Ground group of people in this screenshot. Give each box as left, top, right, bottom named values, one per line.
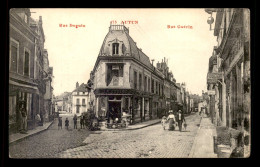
left=58, top=114, right=86, bottom=130
left=161, top=110, right=187, bottom=132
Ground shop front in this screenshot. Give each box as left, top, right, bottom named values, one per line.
left=94, top=89, right=152, bottom=125
left=9, top=80, right=39, bottom=133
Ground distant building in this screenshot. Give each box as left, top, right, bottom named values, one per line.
left=71, top=82, right=92, bottom=115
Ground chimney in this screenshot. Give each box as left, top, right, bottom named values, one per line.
left=157, top=61, right=160, bottom=69
left=76, top=82, right=79, bottom=88
left=39, top=16, right=42, bottom=23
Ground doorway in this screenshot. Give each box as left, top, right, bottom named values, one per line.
left=108, top=102, right=121, bottom=119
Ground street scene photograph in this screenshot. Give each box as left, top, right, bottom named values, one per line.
left=8, top=8, right=251, bottom=158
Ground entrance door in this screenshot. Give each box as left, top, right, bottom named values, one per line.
left=108, top=102, right=121, bottom=119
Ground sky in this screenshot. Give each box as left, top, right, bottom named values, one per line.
left=30, top=8, right=217, bottom=96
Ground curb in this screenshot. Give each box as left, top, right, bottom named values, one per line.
left=99, top=121, right=161, bottom=131
left=9, top=121, right=54, bottom=145
left=188, top=115, right=203, bottom=158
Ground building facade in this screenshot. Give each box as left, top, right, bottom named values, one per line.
left=206, top=8, right=250, bottom=157
left=91, top=25, right=181, bottom=124
left=71, top=82, right=92, bottom=116
left=9, top=8, right=53, bottom=133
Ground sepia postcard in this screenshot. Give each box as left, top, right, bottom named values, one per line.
left=8, top=8, right=251, bottom=158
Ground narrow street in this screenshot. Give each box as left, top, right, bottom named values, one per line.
left=57, top=113, right=201, bottom=158
left=9, top=113, right=92, bottom=158
left=9, top=113, right=201, bottom=158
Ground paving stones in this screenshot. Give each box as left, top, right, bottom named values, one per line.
left=57, top=113, right=201, bottom=158
left=9, top=114, right=93, bottom=158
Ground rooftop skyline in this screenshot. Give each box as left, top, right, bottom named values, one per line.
left=30, top=8, right=217, bottom=96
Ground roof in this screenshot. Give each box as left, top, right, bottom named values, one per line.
left=55, top=92, right=71, bottom=101
left=98, top=25, right=153, bottom=69
left=72, top=83, right=90, bottom=93
left=214, top=9, right=224, bottom=36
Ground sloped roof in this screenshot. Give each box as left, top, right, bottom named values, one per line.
left=98, top=25, right=153, bottom=69
left=72, top=83, right=90, bottom=93
left=55, top=92, right=70, bottom=101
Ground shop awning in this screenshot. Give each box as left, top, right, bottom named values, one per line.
left=9, top=80, right=39, bottom=94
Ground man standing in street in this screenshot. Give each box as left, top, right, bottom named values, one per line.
left=73, top=114, right=78, bottom=129
left=176, top=110, right=185, bottom=132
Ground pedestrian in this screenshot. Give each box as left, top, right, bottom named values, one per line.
left=35, top=113, right=41, bottom=125
left=65, top=118, right=69, bottom=130
left=161, top=116, right=167, bottom=130
left=73, top=114, right=78, bottom=129
left=58, top=117, right=62, bottom=130
left=176, top=110, right=186, bottom=132
left=80, top=116, right=84, bottom=129
left=167, top=110, right=176, bottom=131
left=19, top=103, right=27, bottom=133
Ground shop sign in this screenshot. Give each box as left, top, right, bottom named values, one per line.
left=207, top=90, right=215, bottom=95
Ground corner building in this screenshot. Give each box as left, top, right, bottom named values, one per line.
left=92, top=25, right=167, bottom=124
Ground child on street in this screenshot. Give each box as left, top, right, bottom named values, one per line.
left=161, top=116, right=167, bottom=130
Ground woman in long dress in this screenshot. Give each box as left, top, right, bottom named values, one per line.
left=167, top=110, right=176, bottom=131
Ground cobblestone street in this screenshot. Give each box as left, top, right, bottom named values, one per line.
left=9, top=113, right=92, bottom=158
left=57, top=113, right=202, bottom=158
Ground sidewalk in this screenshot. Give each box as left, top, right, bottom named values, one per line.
left=100, top=119, right=161, bottom=131
left=9, top=121, right=54, bottom=144
left=188, top=116, right=218, bottom=158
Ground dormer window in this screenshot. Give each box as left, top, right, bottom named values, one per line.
left=112, top=43, right=119, bottom=55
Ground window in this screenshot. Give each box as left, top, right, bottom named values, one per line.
left=151, top=79, right=154, bottom=93
left=10, top=45, right=18, bottom=72
left=156, top=82, right=158, bottom=94
left=76, top=106, right=80, bottom=113
left=76, top=98, right=80, bottom=105
left=24, top=51, right=29, bottom=76
left=159, top=83, right=161, bottom=95
left=134, top=71, right=137, bottom=89
left=148, top=78, right=150, bottom=92
left=139, top=73, right=142, bottom=90
left=82, top=99, right=85, bottom=105
left=144, top=76, right=147, bottom=92
left=112, top=43, right=119, bottom=55
left=162, top=85, right=164, bottom=96
left=107, top=64, right=123, bottom=86
left=77, top=92, right=79, bottom=95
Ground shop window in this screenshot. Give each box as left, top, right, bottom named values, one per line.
left=24, top=51, right=29, bottom=76
left=10, top=45, right=18, bottom=72
left=112, top=43, right=119, bottom=55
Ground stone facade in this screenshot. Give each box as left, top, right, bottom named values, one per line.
left=9, top=8, right=53, bottom=133
left=206, top=8, right=250, bottom=157
left=91, top=25, right=181, bottom=124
